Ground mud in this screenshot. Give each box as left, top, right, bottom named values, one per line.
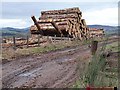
left=2, top=38, right=118, bottom=88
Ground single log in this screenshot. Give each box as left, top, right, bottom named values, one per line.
left=40, top=13, right=80, bottom=19
left=38, top=18, right=77, bottom=23
left=31, top=16, right=44, bottom=35
left=81, top=19, right=86, bottom=26
left=30, top=24, right=68, bottom=37
left=30, top=24, right=68, bottom=31
left=38, top=21, right=69, bottom=26
left=51, top=21, right=63, bottom=36
left=31, top=16, right=40, bottom=30
left=41, top=7, right=81, bottom=15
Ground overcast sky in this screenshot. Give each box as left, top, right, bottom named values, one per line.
left=0, top=0, right=119, bottom=28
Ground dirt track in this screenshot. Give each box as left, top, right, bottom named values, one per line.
left=2, top=37, right=118, bottom=88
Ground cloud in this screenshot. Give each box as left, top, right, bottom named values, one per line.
left=0, top=7, right=118, bottom=28
left=82, top=7, right=118, bottom=26
left=0, top=19, right=32, bottom=28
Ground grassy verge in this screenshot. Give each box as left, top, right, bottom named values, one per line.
left=2, top=39, right=90, bottom=60
left=2, top=41, right=64, bottom=60
left=73, top=39, right=119, bottom=88
left=2, top=36, right=115, bottom=60
left=105, top=41, right=119, bottom=52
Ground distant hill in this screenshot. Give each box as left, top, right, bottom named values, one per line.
left=1, top=25, right=118, bottom=37
left=88, top=25, right=118, bottom=35
left=88, top=25, right=117, bottom=30
left=1, top=27, right=30, bottom=37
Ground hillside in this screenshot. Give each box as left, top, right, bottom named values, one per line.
left=1, top=25, right=118, bottom=37
left=1, top=27, right=30, bottom=37
left=88, top=25, right=118, bottom=35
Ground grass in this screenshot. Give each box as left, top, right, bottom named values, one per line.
left=2, top=42, right=63, bottom=60
left=73, top=36, right=119, bottom=88
left=105, top=42, right=119, bottom=52
left=2, top=39, right=87, bottom=60
left=3, top=35, right=103, bottom=60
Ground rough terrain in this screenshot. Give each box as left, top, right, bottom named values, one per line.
left=2, top=37, right=118, bottom=88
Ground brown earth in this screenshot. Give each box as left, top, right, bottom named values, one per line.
left=2, top=37, right=118, bottom=88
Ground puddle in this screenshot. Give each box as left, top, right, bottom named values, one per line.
left=56, top=56, right=76, bottom=63
left=58, top=58, right=73, bottom=62
left=59, top=48, right=77, bottom=53
left=19, top=67, right=42, bottom=77
left=56, top=51, right=86, bottom=63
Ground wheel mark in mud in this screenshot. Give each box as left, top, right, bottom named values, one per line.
left=2, top=39, right=118, bottom=88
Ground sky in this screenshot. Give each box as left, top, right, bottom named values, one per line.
left=0, top=0, right=119, bottom=28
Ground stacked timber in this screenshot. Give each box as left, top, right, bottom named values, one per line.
left=89, top=28, right=105, bottom=38
left=30, top=7, right=89, bottom=40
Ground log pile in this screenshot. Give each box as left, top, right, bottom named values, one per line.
left=89, top=28, right=105, bottom=38
left=2, top=37, right=47, bottom=48
left=30, top=7, right=89, bottom=40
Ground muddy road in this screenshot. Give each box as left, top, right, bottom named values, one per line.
left=2, top=38, right=118, bottom=88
